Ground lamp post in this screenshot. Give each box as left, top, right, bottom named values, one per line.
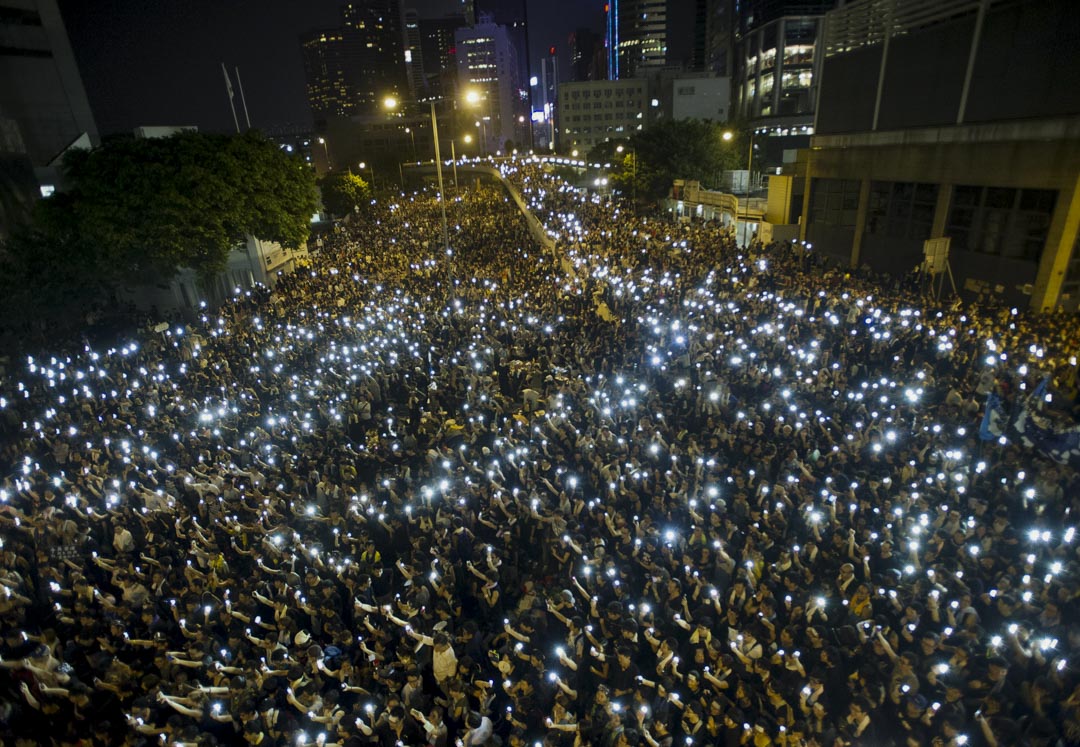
left=317, top=137, right=330, bottom=171
left=741, top=129, right=756, bottom=248
left=404, top=127, right=416, bottom=161
left=429, top=103, right=450, bottom=261
left=385, top=93, right=480, bottom=269
left=450, top=139, right=459, bottom=191
left=616, top=143, right=637, bottom=205
left=359, top=161, right=375, bottom=190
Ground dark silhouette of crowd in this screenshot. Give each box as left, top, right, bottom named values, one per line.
left=0, top=162, right=1077, bottom=747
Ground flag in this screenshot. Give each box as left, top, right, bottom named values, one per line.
left=222, top=63, right=234, bottom=100
left=1012, top=404, right=1080, bottom=468
left=979, top=391, right=1007, bottom=441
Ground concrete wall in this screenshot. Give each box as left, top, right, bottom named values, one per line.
left=876, top=15, right=970, bottom=131
left=796, top=129, right=1080, bottom=307
left=818, top=0, right=1080, bottom=136
left=965, top=0, right=1080, bottom=124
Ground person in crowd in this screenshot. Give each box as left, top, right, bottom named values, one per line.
left=0, top=162, right=1076, bottom=747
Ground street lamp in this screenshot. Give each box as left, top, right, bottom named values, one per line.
left=450, top=138, right=460, bottom=190
left=317, top=137, right=329, bottom=169
left=358, top=161, right=375, bottom=190
left=616, top=144, right=637, bottom=204
left=739, top=129, right=757, bottom=247
left=385, top=91, right=480, bottom=268
left=404, top=127, right=416, bottom=161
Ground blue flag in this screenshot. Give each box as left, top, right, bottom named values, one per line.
left=979, top=391, right=1006, bottom=442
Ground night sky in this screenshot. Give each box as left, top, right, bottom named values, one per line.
left=58, top=0, right=606, bottom=136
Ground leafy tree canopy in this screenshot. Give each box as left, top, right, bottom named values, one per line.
left=42, top=130, right=318, bottom=285
left=319, top=172, right=371, bottom=217
left=598, top=120, right=748, bottom=202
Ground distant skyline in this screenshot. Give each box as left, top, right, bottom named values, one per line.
left=58, top=0, right=607, bottom=136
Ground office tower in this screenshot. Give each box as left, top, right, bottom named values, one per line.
left=733, top=0, right=837, bottom=122
left=557, top=78, right=647, bottom=150
left=455, top=15, right=520, bottom=153
left=704, top=0, right=734, bottom=76
left=419, top=16, right=463, bottom=101
left=301, top=1, right=413, bottom=120
left=403, top=9, right=426, bottom=100
left=300, top=29, right=354, bottom=119
left=341, top=1, right=409, bottom=113
left=569, top=27, right=605, bottom=82
left=605, top=0, right=669, bottom=80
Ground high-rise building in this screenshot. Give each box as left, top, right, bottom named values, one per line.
left=341, top=1, right=409, bottom=113
left=733, top=0, right=836, bottom=122
left=0, top=0, right=97, bottom=167
left=300, top=29, right=354, bottom=119
left=455, top=15, right=521, bottom=153
left=569, top=27, right=605, bottom=82
left=730, top=0, right=838, bottom=172
left=301, top=2, right=412, bottom=122
left=416, top=0, right=474, bottom=24
left=419, top=16, right=463, bottom=101
left=461, top=0, right=475, bottom=25
left=703, top=0, right=734, bottom=76
left=403, top=10, right=426, bottom=100
left=605, top=0, right=669, bottom=80
left=689, top=0, right=709, bottom=71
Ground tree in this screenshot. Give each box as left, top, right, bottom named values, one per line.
left=617, top=120, right=743, bottom=201
left=319, top=172, right=371, bottom=217
left=45, top=130, right=318, bottom=285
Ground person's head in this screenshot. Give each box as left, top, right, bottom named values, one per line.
left=849, top=697, right=872, bottom=721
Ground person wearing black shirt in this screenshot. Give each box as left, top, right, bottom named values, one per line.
left=609, top=646, right=639, bottom=698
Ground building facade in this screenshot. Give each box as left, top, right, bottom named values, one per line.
left=341, top=0, right=409, bottom=114
left=569, top=27, right=605, bottom=82
left=732, top=0, right=837, bottom=169
left=782, top=0, right=1080, bottom=310
left=703, top=0, right=735, bottom=76
left=300, top=1, right=410, bottom=122
left=418, top=16, right=462, bottom=101
left=403, top=10, right=426, bottom=101
left=455, top=16, right=521, bottom=153
left=300, top=29, right=354, bottom=119
left=0, top=0, right=97, bottom=166
left=606, top=0, right=669, bottom=80
left=557, top=79, right=647, bottom=151
left=653, top=72, right=730, bottom=123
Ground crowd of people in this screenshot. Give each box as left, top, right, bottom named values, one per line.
left=0, top=161, right=1078, bottom=747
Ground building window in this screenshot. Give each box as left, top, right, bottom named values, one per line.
left=948, top=186, right=1056, bottom=261
left=760, top=47, right=776, bottom=71
left=809, top=178, right=859, bottom=228
left=760, top=73, right=774, bottom=98
left=781, top=70, right=812, bottom=90
left=867, top=181, right=938, bottom=240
